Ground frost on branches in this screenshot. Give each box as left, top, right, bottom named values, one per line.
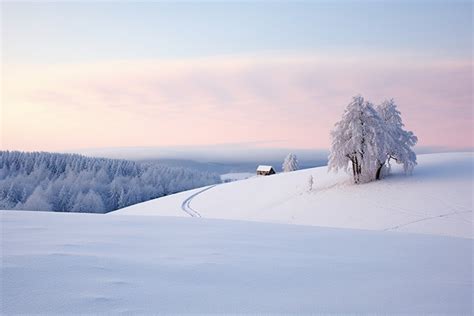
left=376, top=99, right=418, bottom=175
left=329, top=96, right=417, bottom=184
left=0, top=151, right=221, bottom=213
left=282, top=153, right=299, bottom=172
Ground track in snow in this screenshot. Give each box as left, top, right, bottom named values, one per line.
left=180, top=185, right=218, bottom=217
left=384, top=210, right=473, bottom=232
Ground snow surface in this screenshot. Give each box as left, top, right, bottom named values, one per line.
left=1, top=210, right=472, bottom=314
left=220, top=172, right=254, bottom=181
left=115, top=152, right=473, bottom=238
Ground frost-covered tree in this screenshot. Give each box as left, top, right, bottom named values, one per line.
left=19, top=186, right=52, bottom=211
left=329, top=96, right=388, bottom=183
left=375, top=99, right=418, bottom=177
left=329, top=96, right=418, bottom=183
left=71, top=191, right=105, bottom=213
left=282, top=153, right=299, bottom=172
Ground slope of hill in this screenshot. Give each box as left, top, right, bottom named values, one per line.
left=1, top=210, right=472, bottom=314
left=114, top=152, right=473, bottom=238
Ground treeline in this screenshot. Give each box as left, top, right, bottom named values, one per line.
left=0, top=151, right=221, bottom=213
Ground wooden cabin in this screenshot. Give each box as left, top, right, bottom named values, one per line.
left=256, top=165, right=276, bottom=176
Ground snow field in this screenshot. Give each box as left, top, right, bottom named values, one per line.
left=116, top=153, right=473, bottom=238
left=1, top=210, right=472, bottom=314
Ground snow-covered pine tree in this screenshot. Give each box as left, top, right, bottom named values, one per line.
left=282, top=153, right=299, bottom=172
left=328, top=95, right=388, bottom=183
left=20, top=186, right=52, bottom=211
left=71, top=190, right=105, bottom=213
left=376, top=99, right=418, bottom=177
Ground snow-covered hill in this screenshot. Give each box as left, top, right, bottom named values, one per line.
left=1, top=210, right=472, bottom=314
left=2, top=152, right=473, bottom=313
left=114, top=152, right=473, bottom=238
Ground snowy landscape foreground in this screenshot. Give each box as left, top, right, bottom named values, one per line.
left=1, top=211, right=472, bottom=314
left=1, top=152, right=473, bottom=314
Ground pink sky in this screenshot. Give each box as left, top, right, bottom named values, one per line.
left=2, top=54, right=472, bottom=152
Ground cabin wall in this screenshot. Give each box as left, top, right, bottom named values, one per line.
left=257, top=170, right=275, bottom=176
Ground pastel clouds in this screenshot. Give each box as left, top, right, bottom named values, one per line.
left=2, top=54, right=472, bottom=151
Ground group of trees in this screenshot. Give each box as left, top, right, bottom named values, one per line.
left=329, top=96, right=418, bottom=183
left=0, top=151, right=221, bottom=213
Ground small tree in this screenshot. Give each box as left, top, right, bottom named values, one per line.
left=282, top=153, right=299, bottom=172
left=308, top=175, right=314, bottom=191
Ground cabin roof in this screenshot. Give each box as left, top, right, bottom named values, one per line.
left=257, top=165, right=274, bottom=172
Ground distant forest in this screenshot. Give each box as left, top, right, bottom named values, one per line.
left=0, top=151, right=221, bottom=213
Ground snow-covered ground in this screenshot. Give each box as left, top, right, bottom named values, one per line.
left=115, top=152, right=473, bottom=238
left=1, top=210, right=472, bottom=314
left=220, top=172, right=254, bottom=182
left=2, top=152, right=473, bottom=313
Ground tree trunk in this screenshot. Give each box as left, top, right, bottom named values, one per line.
left=353, top=158, right=360, bottom=184
left=375, top=163, right=384, bottom=180
left=351, top=160, right=356, bottom=182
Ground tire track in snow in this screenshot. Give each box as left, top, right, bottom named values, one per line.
left=383, top=210, right=473, bottom=232
left=181, top=185, right=218, bottom=217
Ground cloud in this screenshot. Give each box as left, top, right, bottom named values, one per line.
left=2, top=53, right=472, bottom=151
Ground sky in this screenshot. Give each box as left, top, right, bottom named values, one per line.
left=1, top=1, right=472, bottom=153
